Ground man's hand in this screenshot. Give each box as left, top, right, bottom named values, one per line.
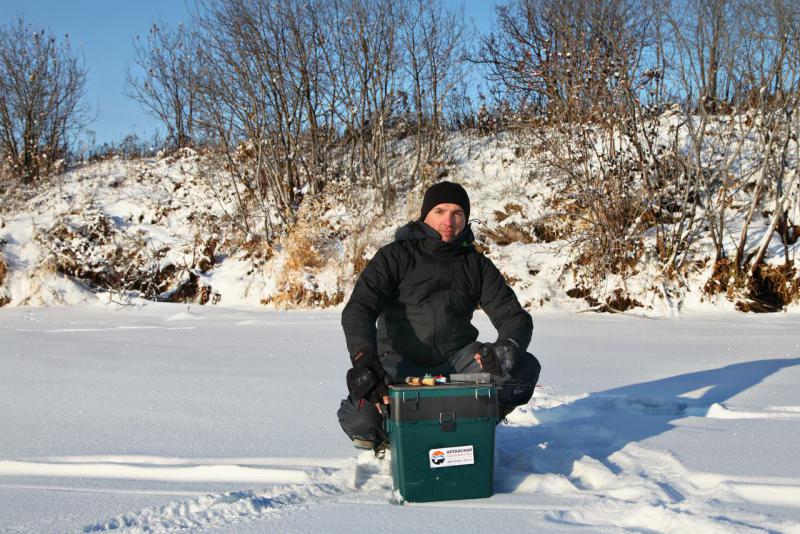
left=473, top=339, right=521, bottom=377
left=346, top=351, right=390, bottom=409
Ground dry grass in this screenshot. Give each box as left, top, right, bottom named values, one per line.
left=567, top=286, right=600, bottom=307
left=703, top=258, right=736, bottom=297
left=705, top=258, right=799, bottom=312
left=737, top=264, right=799, bottom=313
left=567, top=286, right=643, bottom=312
left=600, top=289, right=645, bottom=313
left=482, top=222, right=535, bottom=246
left=473, top=240, right=491, bottom=255
left=240, top=240, right=273, bottom=261
left=501, top=271, right=521, bottom=285
left=282, top=221, right=325, bottom=273
left=532, top=220, right=562, bottom=243
left=349, top=233, right=372, bottom=276
left=421, top=160, right=450, bottom=182
left=493, top=203, right=526, bottom=222
left=265, top=215, right=346, bottom=308
left=262, top=281, right=344, bottom=308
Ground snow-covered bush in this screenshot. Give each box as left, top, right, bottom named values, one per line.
left=34, top=210, right=180, bottom=299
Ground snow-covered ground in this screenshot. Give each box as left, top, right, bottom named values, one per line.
left=2, top=303, right=799, bottom=533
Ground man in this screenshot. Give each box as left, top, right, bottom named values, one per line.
left=338, top=181, right=541, bottom=450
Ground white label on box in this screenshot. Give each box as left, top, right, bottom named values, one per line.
left=429, top=445, right=475, bottom=469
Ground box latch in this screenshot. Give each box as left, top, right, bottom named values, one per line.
left=439, top=411, right=456, bottom=432
left=475, top=387, right=492, bottom=402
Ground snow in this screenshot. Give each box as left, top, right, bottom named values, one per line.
left=2, top=303, right=799, bottom=532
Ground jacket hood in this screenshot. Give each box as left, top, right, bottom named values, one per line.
left=394, top=220, right=474, bottom=250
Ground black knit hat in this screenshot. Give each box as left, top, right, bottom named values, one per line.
left=420, top=181, right=470, bottom=221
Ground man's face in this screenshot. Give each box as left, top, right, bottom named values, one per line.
left=424, top=203, right=466, bottom=242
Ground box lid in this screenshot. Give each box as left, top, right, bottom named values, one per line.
left=388, top=385, right=497, bottom=422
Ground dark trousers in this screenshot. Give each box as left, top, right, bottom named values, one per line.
left=337, top=342, right=541, bottom=446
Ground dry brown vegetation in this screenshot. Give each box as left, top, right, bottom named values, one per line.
left=482, top=222, right=535, bottom=246
left=704, top=258, right=800, bottom=312
left=0, top=252, right=9, bottom=307
left=568, top=286, right=643, bottom=313
left=737, top=264, right=799, bottom=313
left=261, top=196, right=348, bottom=307
left=261, top=282, right=344, bottom=309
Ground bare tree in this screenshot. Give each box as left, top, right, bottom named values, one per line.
left=192, top=0, right=345, bottom=234
left=732, top=0, right=800, bottom=277
left=0, top=19, right=88, bottom=182
left=476, top=0, right=652, bottom=123
left=655, top=0, right=740, bottom=265
left=126, top=21, right=198, bottom=150
left=325, top=0, right=403, bottom=208
left=186, top=0, right=470, bottom=230
left=667, top=0, right=735, bottom=112
left=401, top=0, right=466, bottom=185
left=476, top=0, right=673, bottom=281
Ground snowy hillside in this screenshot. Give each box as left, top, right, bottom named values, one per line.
left=1, top=303, right=799, bottom=532
left=1, top=127, right=798, bottom=316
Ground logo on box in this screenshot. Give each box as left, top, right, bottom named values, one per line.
left=429, top=445, right=475, bottom=468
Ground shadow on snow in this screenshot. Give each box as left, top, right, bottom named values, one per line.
left=495, top=357, right=800, bottom=492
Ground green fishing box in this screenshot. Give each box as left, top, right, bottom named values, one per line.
left=386, top=384, right=498, bottom=502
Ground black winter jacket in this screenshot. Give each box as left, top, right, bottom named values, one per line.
left=341, top=221, right=532, bottom=368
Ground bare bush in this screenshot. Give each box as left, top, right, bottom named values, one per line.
left=661, top=0, right=800, bottom=302
left=0, top=19, right=88, bottom=183
left=33, top=210, right=220, bottom=303
left=474, top=0, right=799, bottom=311
left=35, top=211, right=175, bottom=297
left=479, top=0, right=669, bottom=278
left=183, top=0, right=470, bottom=242
left=325, top=0, right=403, bottom=206
left=126, top=21, right=198, bottom=150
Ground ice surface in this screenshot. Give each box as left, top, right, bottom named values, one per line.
left=1, top=304, right=800, bottom=532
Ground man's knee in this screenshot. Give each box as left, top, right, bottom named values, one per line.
left=498, top=352, right=541, bottom=408
left=337, top=396, right=387, bottom=446
left=515, top=352, right=541, bottom=384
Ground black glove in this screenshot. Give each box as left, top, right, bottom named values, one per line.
left=478, top=339, right=521, bottom=377
left=346, top=350, right=389, bottom=404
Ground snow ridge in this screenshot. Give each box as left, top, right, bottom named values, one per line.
left=79, top=452, right=392, bottom=533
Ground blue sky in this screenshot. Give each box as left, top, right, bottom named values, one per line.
left=1, top=1, right=495, bottom=147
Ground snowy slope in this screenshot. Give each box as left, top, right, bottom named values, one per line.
left=1, top=303, right=799, bottom=533
left=2, top=127, right=798, bottom=314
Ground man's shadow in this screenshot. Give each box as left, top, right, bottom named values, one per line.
left=495, top=357, right=800, bottom=492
